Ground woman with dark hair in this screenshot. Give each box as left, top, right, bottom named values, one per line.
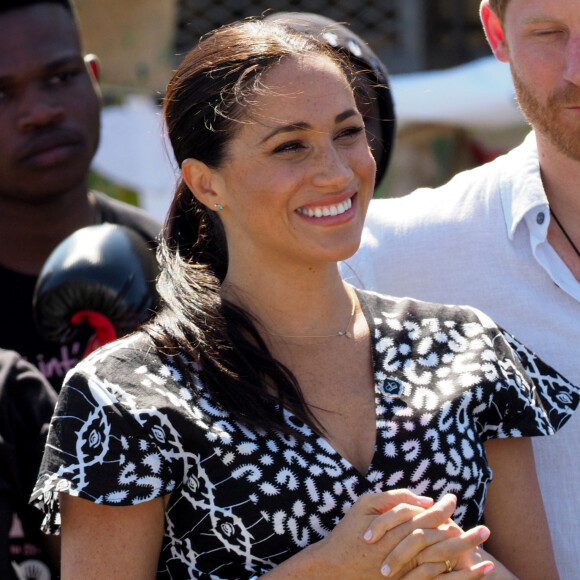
left=264, top=11, right=396, bottom=189
left=32, top=17, right=575, bottom=580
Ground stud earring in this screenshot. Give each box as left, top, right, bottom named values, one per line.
left=214, top=204, right=223, bottom=211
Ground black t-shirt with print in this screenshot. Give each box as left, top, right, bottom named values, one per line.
left=0, top=192, right=161, bottom=392
left=0, top=348, right=58, bottom=579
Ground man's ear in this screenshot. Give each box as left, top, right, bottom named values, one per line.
left=182, top=158, right=224, bottom=210
left=84, top=54, right=101, bottom=82
left=480, top=1, right=509, bottom=63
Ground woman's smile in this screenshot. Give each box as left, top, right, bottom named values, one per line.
left=204, top=54, right=376, bottom=271
left=295, top=194, right=355, bottom=220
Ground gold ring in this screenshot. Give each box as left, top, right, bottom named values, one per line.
left=444, top=560, right=453, bottom=573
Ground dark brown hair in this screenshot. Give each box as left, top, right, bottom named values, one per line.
left=147, top=19, right=355, bottom=435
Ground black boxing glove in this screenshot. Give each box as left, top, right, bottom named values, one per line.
left=33, top=223, right=159, bottom=356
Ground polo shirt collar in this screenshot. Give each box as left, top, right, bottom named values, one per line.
left=500, top=132, right=549, bottom=241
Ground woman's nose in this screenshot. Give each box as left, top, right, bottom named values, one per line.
left=311, top=144, right=354, bottom=188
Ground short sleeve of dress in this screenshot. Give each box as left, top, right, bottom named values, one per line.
left=473, top=309, right=579, bottom=440
left=31, top=334, right=187, bottom=534
left=358, top=290, right=579, bottom=446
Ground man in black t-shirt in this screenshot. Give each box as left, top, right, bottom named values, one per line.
left=0, top=0, right=162, bottom=394
left=0, top=349, right=58, bottom=580
left=0, top=2, right=162, bottom=577
left=1, top=192, right=161, bottom=393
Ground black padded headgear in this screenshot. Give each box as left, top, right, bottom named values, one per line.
left=33, top=224, right=159, bottom=349
left=265, top=12, right=396, bottom=188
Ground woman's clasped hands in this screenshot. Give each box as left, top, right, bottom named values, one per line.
left=307, top=489, right=496, bottom=580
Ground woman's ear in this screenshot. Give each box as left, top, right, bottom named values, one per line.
left=480, top=1, right=509, bottom=62
left=182, top=158, right=224, bottom=211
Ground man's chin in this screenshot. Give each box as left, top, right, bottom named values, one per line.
left=543, top=125, right=580, bottom=163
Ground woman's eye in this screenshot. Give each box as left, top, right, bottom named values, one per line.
left=336, top=126, right=365, bottom=140
left=273, top=141, right=305, bottom=154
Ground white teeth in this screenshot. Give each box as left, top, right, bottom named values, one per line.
left=297, top=197, right=352, bottom=218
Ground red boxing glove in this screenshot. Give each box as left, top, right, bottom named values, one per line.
left=70, top=311, right=117, bottom=356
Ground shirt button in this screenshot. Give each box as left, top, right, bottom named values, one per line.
left=536, top=212, right=545, bottom=225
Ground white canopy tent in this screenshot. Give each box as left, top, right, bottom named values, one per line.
left=390, top=55, right=525, bottom=129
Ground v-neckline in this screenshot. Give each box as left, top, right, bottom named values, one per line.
left=310, top=288, right=381, bottom=478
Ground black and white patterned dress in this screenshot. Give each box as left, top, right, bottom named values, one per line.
left=32, top=289, right=578, bottom=579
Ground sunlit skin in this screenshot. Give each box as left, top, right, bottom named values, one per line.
left=481, top=0, right=580, bottom=280
left=351, top=65, right=385, bottom=176
left=487, top=0, right=580, bottom=161
left=184, top=54, right=376, bottom=287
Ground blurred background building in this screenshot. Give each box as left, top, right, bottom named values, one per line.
left=73, top=0, right=529, bottom=218
left=76, top=0, right=490, bottom=91
left=175, top=0, right=490, bottom=73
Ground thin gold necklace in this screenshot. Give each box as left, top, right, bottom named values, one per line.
left=265, top=286, right=357, bottom=339
left=550, top=207, right=580, bottom=259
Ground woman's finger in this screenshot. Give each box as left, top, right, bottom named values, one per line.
left=378, top=525, right=461, bottom=577
left=397, top=559, right=495, bottom=580
left=410, top=494, right=457, bottom=527
left=363, top=504, right=430, bottom=546
left=364, top=494, right=457, bottom=545
left=359, top=489, right=435, bottom=516
left=381, top=525, right=491, bottom=578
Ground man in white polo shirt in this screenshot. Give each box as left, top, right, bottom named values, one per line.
left=342, top=1, right=580, bottom=577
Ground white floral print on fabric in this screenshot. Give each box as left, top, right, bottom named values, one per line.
left=32, top=289, right=579, bottom=579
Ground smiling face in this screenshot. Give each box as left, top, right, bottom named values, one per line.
left=191, top=54, right=376, bottom=276
left=0, top=3, right=101, bottom=203
left=492, top=0, right=580, bottom=160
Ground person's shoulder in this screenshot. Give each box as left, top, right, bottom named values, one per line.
left=73, top=331, right=159, bottom=372
left=367, top=134, right=536, bottom=226
left=356, top=287, right=496, bottom=328
left=362, top=148, right=528, bottom=249
left=93, top=191, right=162, bottom=243
left=369, top=167, right=495, bottom=223
left=0, top=347, right=50, bottom=387
left=0, top=347, right=25, bottom=373
left=0, top=347, right=57, bottom=412
left=67, top=331, right=193, bottom=394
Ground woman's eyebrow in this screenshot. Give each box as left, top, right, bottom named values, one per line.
left=260, top=121, right=310, bottom=144
left=260, top=108, right=358, bottom=144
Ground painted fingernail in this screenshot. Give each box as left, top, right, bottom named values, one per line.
left=363, top=529, right=373, bottom=541
left=380, top=564, right=391, bottom=577
left=482, top=563, right=495, bottom=576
